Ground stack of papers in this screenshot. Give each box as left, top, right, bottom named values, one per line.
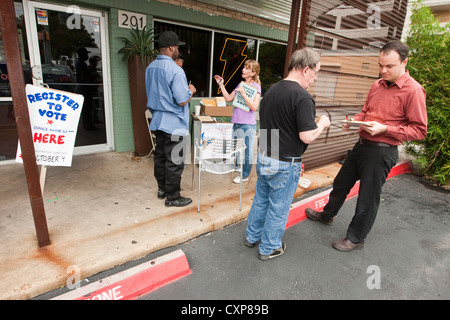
left=196, top=115, right=215, bottom=122
left=339, top=120, right=372, bottom=127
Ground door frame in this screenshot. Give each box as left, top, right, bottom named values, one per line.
left=22, top=0, right=114, bottom=155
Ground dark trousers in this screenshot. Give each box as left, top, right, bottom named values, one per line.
left=154, top=130, right=187, bottom=201
left=81, top=93, right=94, bottom=128
left=322, top=141, right=398, bottom=243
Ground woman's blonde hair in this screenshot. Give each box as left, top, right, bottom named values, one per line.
left=244, top=59, right=261, bottom=85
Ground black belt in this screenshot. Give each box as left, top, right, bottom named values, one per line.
left=262, top=151, right=302, bottom=163
left=359, top=138, right=397, bottom=148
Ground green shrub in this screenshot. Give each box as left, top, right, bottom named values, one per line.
left=404, top=0, right=450, bottom=185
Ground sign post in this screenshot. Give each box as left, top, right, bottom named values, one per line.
left=0, top=0, right=50, bottom=247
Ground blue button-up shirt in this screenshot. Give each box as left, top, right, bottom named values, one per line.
left=145, top=55, right=192, bottom=136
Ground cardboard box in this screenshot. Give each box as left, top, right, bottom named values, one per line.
left=200, top=105, right=233, bottom=117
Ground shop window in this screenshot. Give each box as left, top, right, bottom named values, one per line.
left=154, top=22, right=211, bottom=97
left=0, top=1, right=31, bottom=161
left=258, top=41, right=286, bottom=95
left=0, top=1, right=31, bottom=98
left=154, top=21, right=285, bottom=98
left=212, top=33, right=256, bottom=97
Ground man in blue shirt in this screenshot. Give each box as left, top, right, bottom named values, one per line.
left=146, top=31, right=196, bottom=207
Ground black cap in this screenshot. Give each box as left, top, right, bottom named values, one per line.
left=156, top=31, right=186, bottom=48
left=77, top=47, right=90, bottom=56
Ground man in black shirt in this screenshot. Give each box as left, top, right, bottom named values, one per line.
left=245, top=48, right=330, bottom=261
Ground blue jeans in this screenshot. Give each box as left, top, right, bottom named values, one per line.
left=232, top=123, right=256, bottom=178
left=246, top=153, right=302, bottom=255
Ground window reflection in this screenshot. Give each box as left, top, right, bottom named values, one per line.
left=0, top=1, right=30, bottom=161
left=0, top=1, right=31, bottom=98
left=212, top=33, right=256, bottom=97
left=155, top=22, right=210, bottom=97
left=258, top=41, right=286, bottom=95
left=154, top=21, right=284, bottom=98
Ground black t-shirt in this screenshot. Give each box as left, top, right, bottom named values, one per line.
left=259, top=80, right=317, bottom=158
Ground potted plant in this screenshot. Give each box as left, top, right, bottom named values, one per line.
left=118, top=27, right=159, bottom=156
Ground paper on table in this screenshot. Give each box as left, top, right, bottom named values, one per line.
left=197, top=115, right=215, bottom=122
left=339, top=120, right=372, bottom=127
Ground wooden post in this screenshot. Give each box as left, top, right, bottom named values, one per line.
left=297, top=0, right=312, bottom=50
left=284, top=0, right=301, bottom=77
left=0, top=0, right=50, bottom=247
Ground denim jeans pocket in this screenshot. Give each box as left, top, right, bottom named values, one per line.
left=264, top=168, right=289, bottom=190
left=259, top=160, right=302, bottom=190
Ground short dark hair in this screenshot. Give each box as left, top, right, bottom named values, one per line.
left=381, top=40, right=409, bottom=61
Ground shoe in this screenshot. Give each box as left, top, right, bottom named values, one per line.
left=305, top=208, right=333, bottom=225
left=233, top=176, right=249, bottom=184
left=157, top=189, right=166, bottom=199
left=332, top=238, right=365, bottom=252
left=165, top=196, right=192, bottom=207
left=258, top=242, right=286, bottom=261
left=244, top=238, right=259, bottom=248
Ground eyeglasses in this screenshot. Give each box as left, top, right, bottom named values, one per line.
left=308, top=66, right=320, bottom=77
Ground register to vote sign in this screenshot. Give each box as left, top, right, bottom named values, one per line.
left=16, top=85, right=84, bottom=167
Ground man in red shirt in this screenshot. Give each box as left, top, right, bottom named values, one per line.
left=306, top=40, right=427, bottom=252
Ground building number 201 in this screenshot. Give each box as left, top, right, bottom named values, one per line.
left=118, top=10, right=146, bottom=30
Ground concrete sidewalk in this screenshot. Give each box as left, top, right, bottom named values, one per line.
left=0, top=151, right=341, bottom=300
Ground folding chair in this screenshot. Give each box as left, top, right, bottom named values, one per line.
left=194, top=137, right=245, bottom=213
left=145, top=109, right=156, bottom=156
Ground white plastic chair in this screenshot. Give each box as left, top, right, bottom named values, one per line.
left=145, top=109, right=156, bottom=156
left=194, top=137, right=245, bottom=213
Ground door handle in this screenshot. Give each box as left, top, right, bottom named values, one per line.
left=31, top=65, right=42, bottom=80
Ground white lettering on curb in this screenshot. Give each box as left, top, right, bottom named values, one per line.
left=88, top=285, right=123, bottom=300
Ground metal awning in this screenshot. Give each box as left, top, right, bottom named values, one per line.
left=197, top=0, right=294, bottom=25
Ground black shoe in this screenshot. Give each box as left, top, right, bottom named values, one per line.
left=157, top=190, right=166, bottom=199
left=165, top=196, right=192, bottom=207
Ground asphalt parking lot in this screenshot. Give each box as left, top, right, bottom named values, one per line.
left=138, top=173, right=450, bottom=301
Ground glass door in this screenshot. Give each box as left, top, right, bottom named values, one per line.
left=23, top=0, right=112, bottom=153
left=0, top=0, right=32, bottom=162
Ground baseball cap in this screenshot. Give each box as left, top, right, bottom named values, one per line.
left=156, top=31, right=186, bottom=48
left=76, top=47, right=90, bottom=56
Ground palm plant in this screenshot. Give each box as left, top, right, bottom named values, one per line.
left=118, top=26, right=159, bottom=64
left=117, top=26, right=159, bottom=155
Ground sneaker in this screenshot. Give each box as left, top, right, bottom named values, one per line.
left=258, top=242, right=286, bottom=261
left=165, top=196, right=192, bottom=207
left=233, top=176, right=249, bottom=184
left=244, top=238, right=259, bottom=248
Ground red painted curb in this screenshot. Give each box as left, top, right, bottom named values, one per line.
left=286, top=161, right=412, bottom=229
left=52, top=249, right=191, bottom=300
